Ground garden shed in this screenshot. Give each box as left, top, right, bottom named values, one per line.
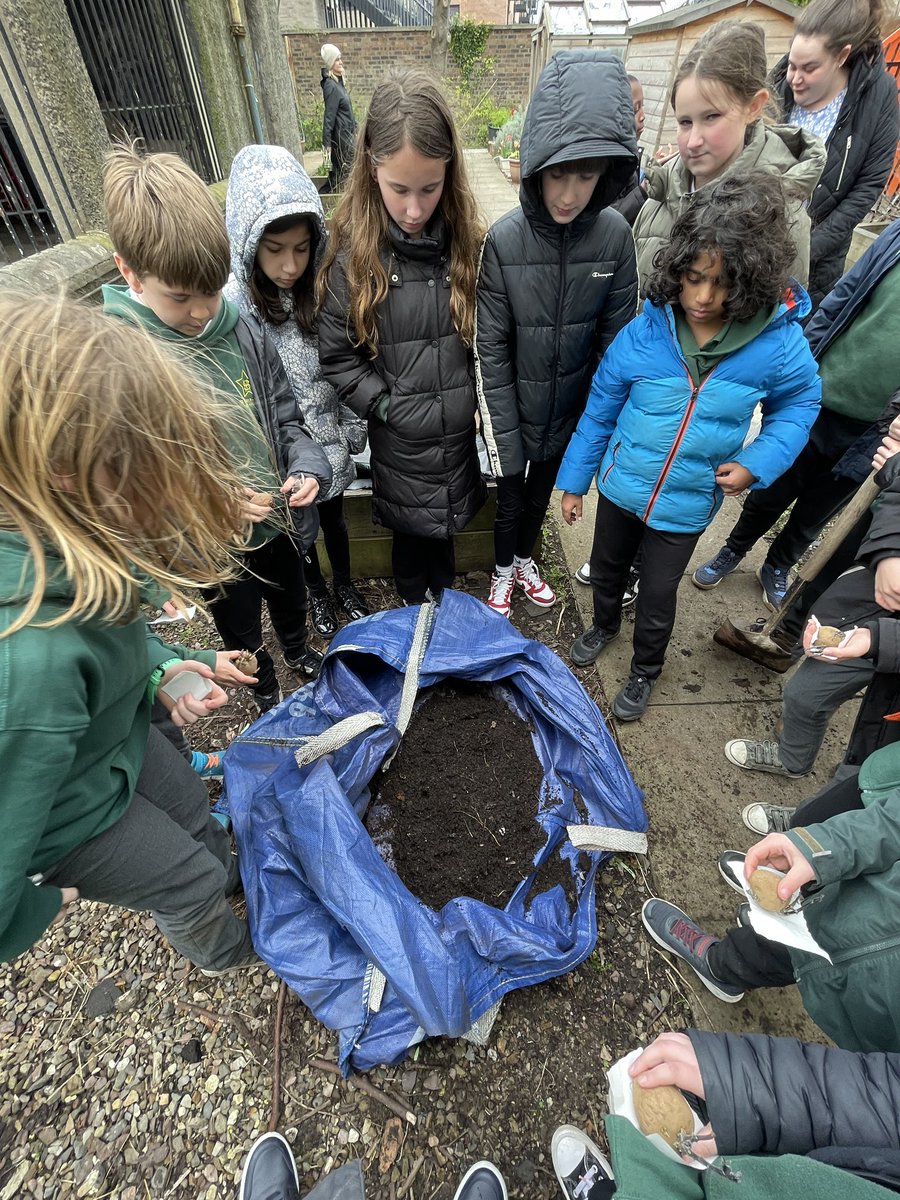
left=625, top=0, right=797, bottom=159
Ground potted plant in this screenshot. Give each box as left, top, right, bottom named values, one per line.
left=495, top=110, right=525, bottom=185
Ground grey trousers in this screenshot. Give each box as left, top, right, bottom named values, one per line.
left=44, top=726, right=251, bottom=972
left=779, top=653, right=875, bottom=774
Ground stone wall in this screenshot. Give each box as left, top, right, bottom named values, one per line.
left=286, top=25, right=533, bottom=131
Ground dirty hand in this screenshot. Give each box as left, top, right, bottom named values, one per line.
left=213, top=650, right=259, bottom=687
left=875, top=557, right=900, bottom=612
left=873, top=433, right=900, bottom=472
left=561, top=492, right=583, bottom=525
left=629, top=1033, right=718, bottom=1159
left=714, top=462, right=753, bottom=496
left=52, top=886, right=80, bottom=926
left=158, top=660, right=229, bottom=727
left=802, top=619, right=871, bottom=662
left=284, top=474, right=320, bottom=508
left=745, top=833, right=817, bottom=900
left=241, top=487, right=274, bottom=524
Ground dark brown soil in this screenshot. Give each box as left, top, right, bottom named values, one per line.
left=366, top=681, right=552, bottom=910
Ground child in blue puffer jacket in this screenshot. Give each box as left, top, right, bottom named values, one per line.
left=558, top=170, right=821, bottom=721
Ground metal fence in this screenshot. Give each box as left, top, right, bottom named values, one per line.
left=65, top=0, right=220, bottom=183
left=325, top=0, right=433, bottom=29
left=0, top=110, right=60, bottom=264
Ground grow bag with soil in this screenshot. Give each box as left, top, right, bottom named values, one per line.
left=224, top=589, right=646, bottom=1074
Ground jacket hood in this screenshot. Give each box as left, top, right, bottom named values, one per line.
left=772, top=46, right=889, bottom=110
left=520, top=50, right=639, bottom=229
left=645, top=121, right=826, bottom=205
left=101, top=283, right=240, bottom=346
left=225, top=144, right=326, bottom=296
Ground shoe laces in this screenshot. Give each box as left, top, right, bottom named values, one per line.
left=622, top=674, right=650, bottom=701
left=670, top=916, right=711, bottom=958
left=746, top=740, right=783, bottom=768
left=515, top=559, right=541, bottom=585
left=763, top=804, right=794, bottom=832
left=768, top=565, right=789, bottom=588
left=205, top=753, right=221, bottom=770
left=490, top=572, right=515, bottom=602
left=709, top=547, right=739, bottom=571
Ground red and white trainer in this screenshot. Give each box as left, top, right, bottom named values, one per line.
left=514, top=559, right=556, bottom=608
left=486, top=571, right=515, bottom=617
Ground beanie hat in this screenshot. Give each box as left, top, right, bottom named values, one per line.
left=321, top=44, right=341, bottom=71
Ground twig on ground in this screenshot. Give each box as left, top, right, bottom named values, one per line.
left=175, top=1000, right=267, bottom=1060
left=397, top=1154, right=425, bottom=1199
left=268, top=979, right=288, bottom=1131
left=309, top=1056, right=418, bottom=1125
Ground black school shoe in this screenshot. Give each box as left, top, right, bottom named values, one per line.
left=309, top=589, right=339, bottom=638
left=334, top=581, right=370, bottom=622
left=283, top=647, right=323, bottom=678
left=239, top=1131, right=300, bottom=1200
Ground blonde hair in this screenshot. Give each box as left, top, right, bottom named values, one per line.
left=103, top=143, right=230, bottom=291
left=317, top=69, right=484, bottom=354
left=0, top=293, right=247, bottom=638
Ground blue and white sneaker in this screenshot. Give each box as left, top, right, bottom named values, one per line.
left=757, top=562, right=791, bottom=611
left=641, top=898, right=744, bottom=1003
left=692, top=546, right=743, bottom=590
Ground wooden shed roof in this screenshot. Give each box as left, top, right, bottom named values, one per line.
left=628, top=0, right=797, bottom=35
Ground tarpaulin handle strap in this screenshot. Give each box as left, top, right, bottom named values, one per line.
left=382, top=597, right=438, bottom=770
left=567, top=826, right=648, bottom=855
left=293, top=711, right=386, bottom=769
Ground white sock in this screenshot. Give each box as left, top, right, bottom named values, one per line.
left=494, top=563, right=514, bottom=578
left=513, top=555, right=532, bottom=571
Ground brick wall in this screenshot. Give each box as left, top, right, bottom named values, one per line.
left=286, top=25, right=533, bottom=130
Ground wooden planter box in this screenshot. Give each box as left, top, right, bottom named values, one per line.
left=315, top=481, right=498, bottom=578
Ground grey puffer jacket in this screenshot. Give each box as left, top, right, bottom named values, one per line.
left=318, top=218, right=485, bottom=539
left=633, top=122, right=826, bottom=294
left=224, top=144, right=367, bottom=501
left=474, top=50, right=639, bottom=477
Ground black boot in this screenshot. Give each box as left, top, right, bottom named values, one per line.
left=308, top=588, right=338, bottom=638
left=334, top=581, right=370, bottom=622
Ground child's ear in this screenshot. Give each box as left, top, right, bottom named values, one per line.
left=747, top=87, right=769, bottom=123
left=115, top=254, right=142, bottom=293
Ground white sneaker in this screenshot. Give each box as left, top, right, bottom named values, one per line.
left=514, top=559, right=557, bottom=608
left=486, top=571, right=515, bottom=617
left=574, top=561, right=591, bottom=585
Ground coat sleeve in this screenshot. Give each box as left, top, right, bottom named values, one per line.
left=473, top=230, right=524, bottom=477
left=735, top=325, right=821, bottom=488
left=555, top=325, right=634, bottom=496
left=786, top=784, right=900, bottom=885
left=592, top=223, right=639, bottom=362
left=265, top=334, right=333, bottom=488
left=338, top=402, right=368, bottom=455
left=689, top=1029, right=900, bottom=1158
left=804, top=227, right=898, bottom=357
left=322, top=79, right=338, bottom=149
left=856, top=449, right=900, bottom=570
left=318, top=262, right=390, bottom=420
left=811, top=83, right=900, bottom=266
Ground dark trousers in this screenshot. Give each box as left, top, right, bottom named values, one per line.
left=726, top=409, right=871, bottom=570
left=589, top=494, right=700, bottom=680
left=304, top=493, right=352, bottom=592
left=392, top=531, right=455, bottom=604
left=44, top=727, right=249, bottom=971
left=493, top=454, right=563, bottom=568
left=204, top=532, right=308, bottom=696
left=791, top=771, right=865, bottom=826
left=708, top=925, right=796, bottom=990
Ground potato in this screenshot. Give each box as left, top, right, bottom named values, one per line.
left=748, top=868, right=790, bottom=913
left=248, top=490, right=274, bottom=507
left=235, top=651, right=259, bottom=675
left=813, top=624, right=844, bottom=649
left=632, top=1081, right=693, bottom=1150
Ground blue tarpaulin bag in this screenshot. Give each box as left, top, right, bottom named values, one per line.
left=224, top=590, right=646, bottom=1073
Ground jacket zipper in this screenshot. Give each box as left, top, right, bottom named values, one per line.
left=794, top=930, right=900, bottom=982
left=836, top=135, right=852, bottom=192
left=602, top=441, right=621, bottom=483
left=543, top=227, right=569, bottom=457
left=642, top=360, right=714, bottom=523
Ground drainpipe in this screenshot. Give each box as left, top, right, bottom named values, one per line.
left=228, top=0, right=266, bottom=143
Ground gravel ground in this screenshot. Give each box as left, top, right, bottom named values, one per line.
left=0, top=532, right=692, bottom=1200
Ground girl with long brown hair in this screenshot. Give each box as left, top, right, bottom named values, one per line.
left=317, top=68, right=486, bottom=605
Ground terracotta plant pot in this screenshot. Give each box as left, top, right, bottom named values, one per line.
left=509, top=157, right=520, bottom=185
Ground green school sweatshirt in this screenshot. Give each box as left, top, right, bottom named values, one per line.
left=0, top=532, right=214, bottom=962
left=101, top=285, right=283, bottom=549
left=817, top=264, right=900, bottom=422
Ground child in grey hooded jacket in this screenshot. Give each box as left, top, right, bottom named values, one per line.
left=225, top=144, right=369, bottom=637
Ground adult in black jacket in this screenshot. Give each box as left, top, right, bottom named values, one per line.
left=320, top=44, right=357, bottom=194
left=474, top=50, right=638, bottom=617
left=771, top=0, right=899, bottom=308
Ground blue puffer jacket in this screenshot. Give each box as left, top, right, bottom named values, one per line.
left=556, top=291, right=822, bottom=533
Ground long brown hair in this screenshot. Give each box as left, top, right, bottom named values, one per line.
left=671, top=21, right=772, bottom=115
left=795, top=0, right=885, bottom=65
left=0, top=293, right=247, bottom=638
left=250, top=213, right=319, bottom=334
left=317, top=68, right=484, bottom=354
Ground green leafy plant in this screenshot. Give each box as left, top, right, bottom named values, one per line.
left=449, top=19, right=492, bottom=86
left=299, top=93, right=324, bottom=152
left=496, top=109, right=525, bottom=158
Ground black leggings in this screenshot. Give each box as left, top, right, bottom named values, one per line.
left=391, top=531, right=455, bottom=604
left=304, top=493, right=352, bottom=592
left=493, top=455, right=562, bottom=568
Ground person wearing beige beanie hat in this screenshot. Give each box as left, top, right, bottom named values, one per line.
left=320, top=44, right=357, bottom=192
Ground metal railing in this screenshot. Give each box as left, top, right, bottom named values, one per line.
left=65, top=0, right=220, bottom=183
left=0, top=112, right=59, bottom=265
left=325, top=0, right=433, bottom=29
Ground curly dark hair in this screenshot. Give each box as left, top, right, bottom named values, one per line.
left=249, top=212, right=319, bottom=335
left=647, top=170, right=796, bottom=322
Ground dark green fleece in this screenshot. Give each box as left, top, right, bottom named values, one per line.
left=674, top=303, right=779, bottom=387
left=101, top=284, right=283, bottom=548
left=0, top=532, right=214, bottom=961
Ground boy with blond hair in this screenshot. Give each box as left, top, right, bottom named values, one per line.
left=102, top=145, right=331, bottom=711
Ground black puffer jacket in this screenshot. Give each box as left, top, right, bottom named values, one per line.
left=318, top=219, right=485, bottom=539
left=474, top=50, right=639, bottom=478
left=772, top=51, right=900, bottom=308
left=689, top=1029, right=900, bottom=1190
left=321, top=70, right=357, bottom=172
